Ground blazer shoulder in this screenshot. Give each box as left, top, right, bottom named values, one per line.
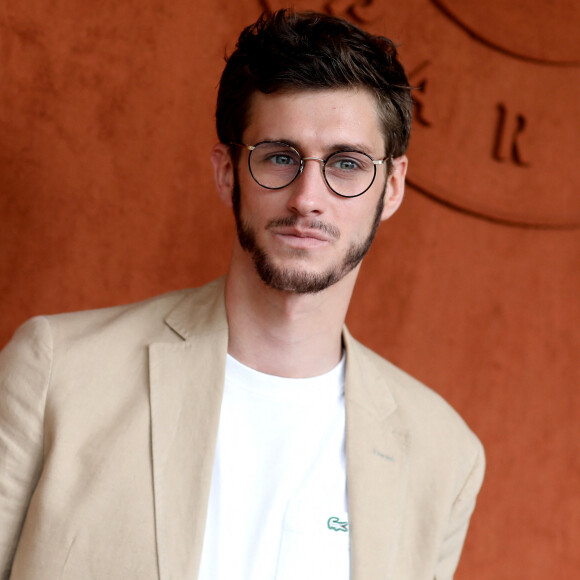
left=39, top=276, right=227, bottom=346
left=44, top=287, right=190, bottom=336
left=344, top=331, right=483, bottom=456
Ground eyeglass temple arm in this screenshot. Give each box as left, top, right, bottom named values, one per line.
left=230, top=143, right=255, bottom=151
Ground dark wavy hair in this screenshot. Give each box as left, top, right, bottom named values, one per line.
left=216, top=9, right=412, bottom=158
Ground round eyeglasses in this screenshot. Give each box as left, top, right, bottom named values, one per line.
left=232, top=141, right=390, bottom=198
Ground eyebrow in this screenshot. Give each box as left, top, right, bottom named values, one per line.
left=267, top=138, right=381, bottom=157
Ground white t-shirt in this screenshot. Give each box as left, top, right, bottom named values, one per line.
left=198, top=354, right=349, bottom=580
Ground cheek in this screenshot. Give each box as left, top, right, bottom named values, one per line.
left=238, top=172, right=289, bottom=216
left=237, top=184, right=277, bottom=226
left=339, top=198, right=380, bottom=233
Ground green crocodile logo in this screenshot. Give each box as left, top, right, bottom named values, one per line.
left=327, top=516, right=349, bottom=532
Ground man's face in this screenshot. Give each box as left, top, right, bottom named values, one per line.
left=222, top=88, right=406, bottom=294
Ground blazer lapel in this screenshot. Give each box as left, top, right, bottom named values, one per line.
left=344, top=330, right=410, bottom=580
left=149, top=279, right=229, bottom=580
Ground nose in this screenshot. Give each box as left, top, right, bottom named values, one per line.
left=286, top=157, right=328, bottom=216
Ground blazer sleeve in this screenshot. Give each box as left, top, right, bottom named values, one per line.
left=435, top=437, right=486, bottom=579
left=0, top=317, right=52, bottom=580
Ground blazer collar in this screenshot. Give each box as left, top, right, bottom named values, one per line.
left=149, top=277, right=229, bottom=579
left=164, top=276, right=228, bottom=340
left=343, top=327, right=397, bottom=419
left=343, top=330, right=410, bottom=580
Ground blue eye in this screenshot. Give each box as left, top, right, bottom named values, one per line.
left=327, top=154, right=365, bottom=172
left=336, top=159, right=358, bottom=171
left=270, top=154, right=296, bottom=166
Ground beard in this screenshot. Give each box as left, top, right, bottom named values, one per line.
left=232, top=178, right=385, bottom=294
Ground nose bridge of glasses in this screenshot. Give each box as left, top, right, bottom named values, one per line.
left=300, top=156, right=326, bottom=175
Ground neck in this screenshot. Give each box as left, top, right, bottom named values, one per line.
left=224, top=249, right=358, bottom=378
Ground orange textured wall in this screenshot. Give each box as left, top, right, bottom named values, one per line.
left=1, top=1, right=578, bottom=578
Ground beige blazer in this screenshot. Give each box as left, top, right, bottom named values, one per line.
left=0, top=277, right=484, bottom=580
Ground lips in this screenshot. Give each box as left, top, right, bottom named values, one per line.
left=273, top=226, right=333, bottom=242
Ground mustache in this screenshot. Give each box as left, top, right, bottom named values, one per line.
left=266, top=216, right=341, bottom=240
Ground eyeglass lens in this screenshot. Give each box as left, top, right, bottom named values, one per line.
left=248, top=142, right=377, bottom=197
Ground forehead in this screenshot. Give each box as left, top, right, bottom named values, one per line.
left=243, top=88, right=384, bottom=154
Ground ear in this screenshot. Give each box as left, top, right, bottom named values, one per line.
left=380, top=155, right=408, bottom=221
left=211, top=143, right=235, bottom=208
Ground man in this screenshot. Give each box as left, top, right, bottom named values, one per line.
left=0, top=9, right=484, bottom=580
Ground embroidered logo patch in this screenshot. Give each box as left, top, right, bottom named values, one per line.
left=327, top=516, right=349, bottom=532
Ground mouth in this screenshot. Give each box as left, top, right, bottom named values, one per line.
left=268, top=216, right=339, bottom=239
left=274, top=226, right=332, bottom=241
left=270, top=226, right=335, bottom=249
left=265, top=216, right=340, bottom=250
